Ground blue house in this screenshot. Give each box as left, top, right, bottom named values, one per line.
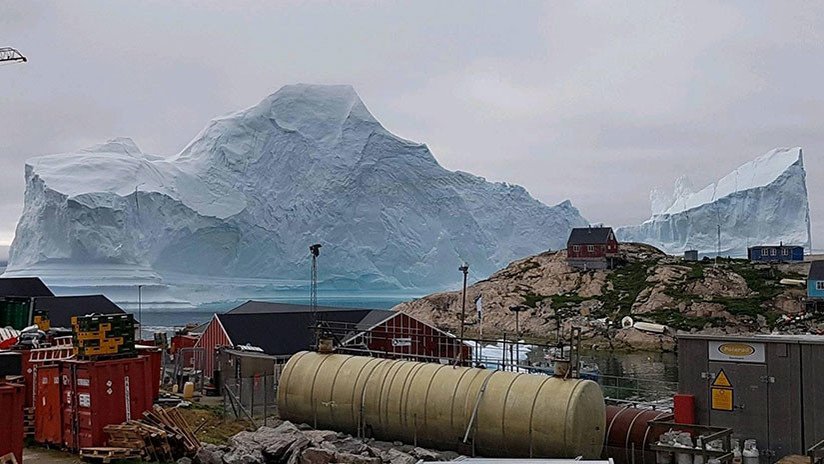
left=809, top=261, right=824, bottom=300
left=747, top=244, right=804, bottom=263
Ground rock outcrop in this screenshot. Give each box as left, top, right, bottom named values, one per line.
left=195, top=421, right=458, bottom=464
left=394, top=243, right=814, bottom=351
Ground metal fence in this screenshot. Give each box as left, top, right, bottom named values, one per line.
left=223, top=372, right=281, bottom=427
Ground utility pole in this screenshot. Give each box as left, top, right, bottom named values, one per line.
left=458, top=263, right=469, bottom=345
left=137, top=285, right=143, bottom=341
left=715, top=224, right=720, bottom=268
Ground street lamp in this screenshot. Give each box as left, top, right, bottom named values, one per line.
left=458, top=264, right=469, bottom=344
left=509, top=305, right=528, bottom=371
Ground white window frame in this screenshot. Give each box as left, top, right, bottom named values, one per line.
left=572, top=245, right=580, bottom=252
left=770, top=248, right=777, bottom=256
left=782, top=248, right=789, bottom=256
left=587, top=245, right=595, bottom=252
left=818, top=281, right=824, bottom=291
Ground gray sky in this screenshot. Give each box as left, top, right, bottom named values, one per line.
left=1, top=0, right=821, bottom=252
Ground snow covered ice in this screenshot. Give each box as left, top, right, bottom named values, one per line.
left=618, top=147, right=811, bottom=257
left=3, top=84, right=587, bottom=303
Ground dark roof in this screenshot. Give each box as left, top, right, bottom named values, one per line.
left=747, top=245, right=803, bottom=250
left=567, top=227, right=614, bottom=246
left=33, top=295, right=124, bottom=328
left=217, top=308, right=393, bottom=356
left=228, top=300, right=377, bottom=314
left=810, top=261, right=824, bottom=281
left=0, top=277, right=54, bottom=298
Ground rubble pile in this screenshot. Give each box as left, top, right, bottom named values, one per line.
left=195, top=421, right=459, bottom=464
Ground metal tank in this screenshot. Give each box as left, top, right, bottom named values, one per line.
left=604, top=405, right=673, bottom=464
left=277, top=351, right=606, bottom=458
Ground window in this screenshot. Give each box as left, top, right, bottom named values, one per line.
left=818, top=281, right=824, bottom=291
left=587, top=245, right=595, bottom=252
left=572, top=245, right=580, bottom=252
left=770, top=248, right=777, bottom=256
left=782, top=248, right=789, bottom=256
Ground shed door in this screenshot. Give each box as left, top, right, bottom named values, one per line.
left=708, top=362, right=769, bottom=454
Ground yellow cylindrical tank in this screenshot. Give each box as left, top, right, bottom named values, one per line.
left=278, top=351, right=605, bottom=458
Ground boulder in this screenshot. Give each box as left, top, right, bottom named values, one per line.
left=284, top=436, right=311, bottom=464
left=303, top=430, right=337, bottom=445
left=335, top=452, right=382, bottom=464
left=382, top=449, right=417, bottom=464
left=222, top=447, right=265, bottom=464
left=408, top=447, right=441, bottom=461
left=274, top=422, right=302, bottom=435
left=260, top=434, right=300, bottom=462
left=299, top=448, right=336, bottom=464
left=194, top=444, right=227, bottom=464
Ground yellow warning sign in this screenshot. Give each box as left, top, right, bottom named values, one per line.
left=712, top=370, right=732, bottom=387
left=711, top=387, right=733, bottom=411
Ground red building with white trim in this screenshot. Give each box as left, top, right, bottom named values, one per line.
left=566, top=226, right=619, bottom=269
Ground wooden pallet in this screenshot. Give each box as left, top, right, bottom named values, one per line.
left=79, top=447, right=141, bottom=463
left=101, top=406, right=200, bottom=462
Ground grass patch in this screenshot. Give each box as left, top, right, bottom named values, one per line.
left=178, top=403, right=253, bottom=445
left=647, top=308, right=720, bottom=331
left=522, top=292, right=546, bottom=308
left=549, top=293, right=587, bottom=308
left=687, top=264, right=705, bottom=280
left=602, top=261, right=654, bottom=315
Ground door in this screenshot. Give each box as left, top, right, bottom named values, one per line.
left=708, top=362, right=769, bottom=456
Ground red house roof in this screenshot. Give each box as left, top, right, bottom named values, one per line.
left=567, top=227, right=615, bottom=246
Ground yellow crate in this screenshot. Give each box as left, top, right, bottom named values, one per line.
left=76, top=331, right=105, bottom=341
left=34, top=315, right=50, bottom=331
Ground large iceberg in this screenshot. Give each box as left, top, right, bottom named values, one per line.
left=617, top=147, right=811, bottom=256
left=4, top=84, right=587, bottom=302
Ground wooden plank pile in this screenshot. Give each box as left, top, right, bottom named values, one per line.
left=86, top=405, right=201, bottom=462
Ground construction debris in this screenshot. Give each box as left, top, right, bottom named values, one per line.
left=82, top=405, right=201, bottom=462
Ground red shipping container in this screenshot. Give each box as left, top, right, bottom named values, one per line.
left=61, top=356, right=153, bottom=450
left=34, top=364, right=63, bottom=445
left=18, top=348, right=33, bottom=408
left=137, top=346, right=162, bottom=400
left=0, top=382, right=25, bottom=464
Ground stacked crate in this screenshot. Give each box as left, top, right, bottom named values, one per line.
left=71, top=313, right=136, bottom=359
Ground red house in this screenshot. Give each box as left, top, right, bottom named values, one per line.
left=566, top=226, right=618, bottom=269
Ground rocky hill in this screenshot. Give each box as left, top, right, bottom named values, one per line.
left=394, top=243, right=813, bottom=351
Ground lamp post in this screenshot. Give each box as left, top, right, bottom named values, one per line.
left=509, top=305, right=528, bottom=371
left=458, top=264, right=469, bottom=344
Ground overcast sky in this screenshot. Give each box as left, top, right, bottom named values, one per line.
left=1, top=1, right=821, bottom=253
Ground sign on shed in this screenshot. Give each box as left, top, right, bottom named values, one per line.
left=711, top=369, right=734, bottom=411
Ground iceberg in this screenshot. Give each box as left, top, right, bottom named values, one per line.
left=617, top=147, right=811, bottom=257
left=4, top=84, right=587, bottom=303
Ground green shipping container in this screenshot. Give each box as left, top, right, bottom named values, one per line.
left=0, top=299, right=31, bottom=330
